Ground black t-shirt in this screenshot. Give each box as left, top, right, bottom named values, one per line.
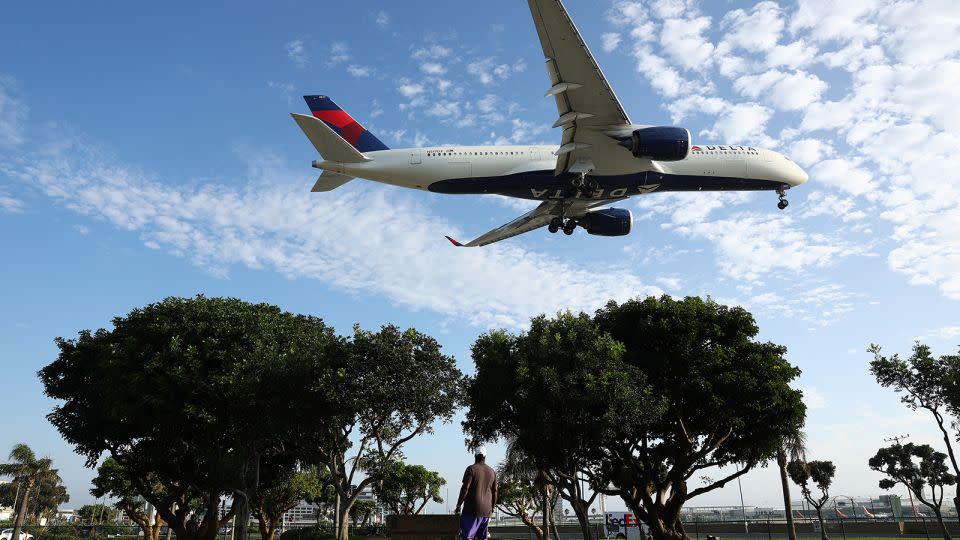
left=462, top=462, right=497, bottom=518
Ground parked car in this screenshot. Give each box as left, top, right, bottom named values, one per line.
left=0, top=529, right=34, bottom=540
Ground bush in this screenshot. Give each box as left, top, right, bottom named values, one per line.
left=278, top=528, right=330, bottom=540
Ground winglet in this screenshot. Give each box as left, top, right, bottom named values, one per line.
left=445, top=236, right=464, bottom=247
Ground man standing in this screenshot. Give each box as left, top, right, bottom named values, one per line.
left=455, top=446, right=498, bottom=540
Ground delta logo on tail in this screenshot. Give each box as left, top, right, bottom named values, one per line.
left=303, top=96, right=389, bottom=153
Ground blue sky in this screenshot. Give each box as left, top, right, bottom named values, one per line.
left=2, top=0, right=959, bottom=514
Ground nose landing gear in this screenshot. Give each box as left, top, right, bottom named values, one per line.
left=777, top=186, right=789, bottom=210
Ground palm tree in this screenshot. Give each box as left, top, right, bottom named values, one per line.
left=0, top=444, right=56, bottom=540
left=777, top=430, right=808, bottom=540
left=499, top=438, right=560, bottom=540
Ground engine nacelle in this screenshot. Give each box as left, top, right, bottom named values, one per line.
left=618, top=126, right=690, bottom=161
left=582, top=208, right=633, bottom=237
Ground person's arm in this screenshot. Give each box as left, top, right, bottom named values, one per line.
left=491, top=477, right=498, bottom=508
left=455, top=467, right=473, bottom=514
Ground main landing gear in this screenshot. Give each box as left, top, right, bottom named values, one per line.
left=571, top=172, right=599, bottom=191
left=777, top=186, right=789, bottom=210
left=548, top=217, right=577, bottom=235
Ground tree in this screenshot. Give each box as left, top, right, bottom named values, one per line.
left=870, top=343, right=960, bottom=514
left=91, top=458, right=165, bottom=540
left=497, top=439, right=560, bottom=540
left=40, top=296, right=346, bottom=540
left=349, top=500, right=377, bottom=527
left=0, top=467, right=70, bottom=524
left=465, top=312, right=662, bottom=540
left=253, top=468, right=323, bottom=540
left=787, top=460, right=835, bottom=540
left=777, top=430, right=807, bottom=540
left=315, top=325, right=464, bottom=540
left=77, top=504, right=119, bottom=525
left=0, top=444, right=58, bottom=538
left=374, top=462, right=445, bottom=515
left=593, top=296, right=807, bottom=540
left=870, top=443, right=956, bottom=540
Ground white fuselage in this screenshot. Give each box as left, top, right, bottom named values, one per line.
left=318, top=143, right=808, bottom=201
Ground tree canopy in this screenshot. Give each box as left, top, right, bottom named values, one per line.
left=870, top=443, right=955, bottom=539
left=465, top=311, right=659, bottom=540
left=316, top=324, right=464, bottom=540
left=374, top=461, right=445, bottom=515
left=870, top=342, right=960, bottom=512
left=40, top=296, right=346, bottom=540
left=0, top=444, right=61, bottom=535
left=593, top=296, right=806, bottom=540
left=787, top=460, right=835, bottom=540
left=77, top=504, right=119, bottom=525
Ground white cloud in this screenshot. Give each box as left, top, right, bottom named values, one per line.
left=73, top=224, right=90, bottom=235
left=420, top=63, right=447, bottom=76
left=659, top=16, right=714, bottom=71
left=602, top=33, right=622, bottom=53
left=810, top=159, right=874, bottom=195
left=932, top=326, right=960, bottom=340
left=467, top=58, right=526, bottom=85
left=0, top=191, right=25, bottom=213
left=801, top=191, right=867, bottom=222
left=375, top=10, right=389, bottom=29
left=788, top=138, right=833, bottom=167
left=346, top=65, right=373, bottom=77
left=412, top=45, right=452, bottom=61
left=799, top=386, right=827, bottom=409
left=789, top=0, right=880, bottom=43
left=720, top=1, right=784, bottom=53
left=397, top=82, right=425, bottom=99
left=328, top=42, right=350, bottom=66
left=766, top=40, right=818, bottom=69
left=734, top=70, right=828, bottom=111
left=5, top=140, right=665, bottom=328
left=0, top=76, right=27, bottom=146
left=708, top=102, right=772, bottom=143
left=285, top=39, right=309, bottom=67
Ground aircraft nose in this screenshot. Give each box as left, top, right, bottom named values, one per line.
left=793, top=163, right=809, bottom=186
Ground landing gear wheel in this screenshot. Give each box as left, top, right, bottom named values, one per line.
left=548, top=223, right=560, bottom=233
left=548, top=217, right=562, bottom=233
left=776, top=185, right=789, bottom=210
left=778, top=199, right=789, bottom=210
left=562, top=219, right=577, bottom=235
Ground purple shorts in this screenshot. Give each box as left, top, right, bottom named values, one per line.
left=459, top=515, right=490, bottom=540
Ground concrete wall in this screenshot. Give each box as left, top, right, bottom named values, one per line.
left=388, top=515, right=460, bottom=540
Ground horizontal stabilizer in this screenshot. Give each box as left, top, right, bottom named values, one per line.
left=291, top=113, right=371, bottom=164
left=311, top=170, right=354, bottom=192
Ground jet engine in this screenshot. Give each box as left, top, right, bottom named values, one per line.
left=582, top=208, right=633, bottom=237
left=617, top=126, right=690, bottom=161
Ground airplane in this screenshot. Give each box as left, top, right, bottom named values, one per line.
left=290, top=0, right=809, bottom=247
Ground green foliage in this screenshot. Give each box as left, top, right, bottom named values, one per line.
left=869, top=343, right=960, bottom=413
left=594, top=296, right=806, bottom=538
left=0, top=444, right=65, bottom=531
left=277, top=528, right=329, bottom=540
left=316, top=324, right=464, bottom=540
left=787, top=460, right=835, bottom=509
left=870, top=443, right=956, bottom=507
left=76, top=504, right=118, bottom=525
left=254, top=467, right=324, bottom=532
left=374, top=461, right=445, bottom=515
left=39, top=296, right=346, bottom=540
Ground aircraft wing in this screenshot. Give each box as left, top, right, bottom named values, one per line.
left=528, top=0, right=636, bottom=176
left=446, top=199, right=608, bottom=247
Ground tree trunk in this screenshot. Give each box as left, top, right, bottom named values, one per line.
left=11, top=479, right=34, bottom=540
left=777, top=450, right=798, bottom=540
left=815, top=508, right=829, bottom=540
left=519, top=514, right=545, bottom=540
left=541, top=487, right=549, bottom=540
left=235, top=455, right=259, bottom=540
left=336, top=500, right=351, bottom=540
left=334, top=492, right=341, bottom=538
left=933, top=509, right=951, bottom=540
left=570, top=497, right=594, bottom=540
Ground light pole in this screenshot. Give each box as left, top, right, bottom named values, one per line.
left=735, top=464, right=748, bottom=533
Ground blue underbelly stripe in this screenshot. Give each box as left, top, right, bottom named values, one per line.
left=427, top=170, right=783, bottom=200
